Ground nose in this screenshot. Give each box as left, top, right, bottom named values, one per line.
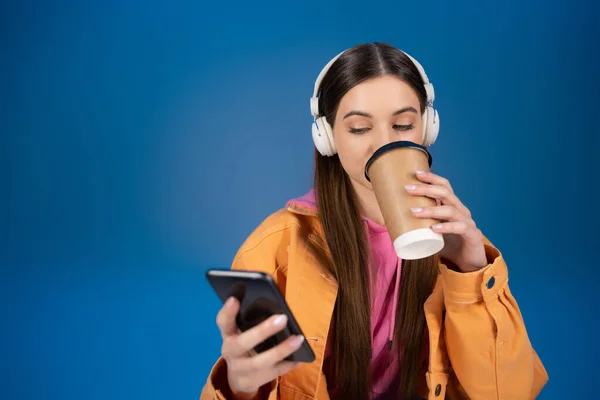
left=370, top=126, right=409, bottom=153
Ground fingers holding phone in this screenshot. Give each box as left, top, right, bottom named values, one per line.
left=216, top=296, right=304, bottom=396
left=207, top=270, right=315, bottom=396
left=216, top=296, right=240, bottom=338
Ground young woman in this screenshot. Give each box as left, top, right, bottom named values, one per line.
left=201, top=42, right=548, bottom=400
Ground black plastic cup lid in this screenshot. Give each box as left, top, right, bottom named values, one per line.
left=364, top=141, right=432, bottom=182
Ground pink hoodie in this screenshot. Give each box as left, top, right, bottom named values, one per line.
left=286, top=189, right=422, bottom=399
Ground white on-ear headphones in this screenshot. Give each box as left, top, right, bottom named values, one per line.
left=310, top=47, right=440, bottom=157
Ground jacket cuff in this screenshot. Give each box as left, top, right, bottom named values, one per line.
left=202, top=358, right=229, bottom=400
left=439, top=244, right=507, bottom=304
left=202, top=357, right=278, bottom=400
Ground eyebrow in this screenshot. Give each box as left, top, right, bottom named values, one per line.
left=342, top=106, right=418, bottom=120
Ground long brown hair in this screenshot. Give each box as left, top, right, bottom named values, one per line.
left=313, top=43, right=439, bottom=399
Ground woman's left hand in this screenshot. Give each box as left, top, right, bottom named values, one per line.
left=405, top=170, right=487, bottom=272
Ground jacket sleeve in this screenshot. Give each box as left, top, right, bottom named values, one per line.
left=200, top=216, right=290, bottom=400
left=440, top=239, right=549, bottom=399
left=200, top=356, right=279, bottom=400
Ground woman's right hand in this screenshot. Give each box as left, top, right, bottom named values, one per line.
left=216, top=296, right=305, bottom=399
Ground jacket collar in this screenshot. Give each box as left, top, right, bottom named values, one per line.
left=286, top=201, right=318, bottom=217
left=286, top=188, right=319, bottom=217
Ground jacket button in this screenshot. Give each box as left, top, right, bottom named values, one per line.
left=435, top=384, right=442, bottom=396
left=487, top=276, right=496, bottom=289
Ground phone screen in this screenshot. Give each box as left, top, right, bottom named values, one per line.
left=208, top=273, right=297, bottom=358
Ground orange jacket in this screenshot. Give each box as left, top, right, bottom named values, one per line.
left=201, top=201, right=549, bottom=400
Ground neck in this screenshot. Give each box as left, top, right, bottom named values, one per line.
left=349, top=178, right=385, bottom=226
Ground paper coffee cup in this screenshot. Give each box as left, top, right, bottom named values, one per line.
left=365, top=141, right=444, bottom=260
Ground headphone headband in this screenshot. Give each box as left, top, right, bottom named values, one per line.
left=310, top=48, right=434, bottom=118
left=310, top=50, right=346, bottom=118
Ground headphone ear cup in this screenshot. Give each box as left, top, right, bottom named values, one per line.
left=312, top=117, right=336, bottom=156
left=422, top=106, right=439, bottom=147
left=312, top=121, right=329, bottom=156
left=427, top=108, right=439, bottom=146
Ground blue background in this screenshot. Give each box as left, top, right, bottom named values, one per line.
left=2, top=0, right=599, bottom=398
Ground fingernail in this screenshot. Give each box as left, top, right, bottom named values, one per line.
left=411, top=207, right=423, bottom=213
left=432, top=224, right=443, bottom=230
left=273, top=314, right=287, bottom=327
left=291, top=335, right=305, bottom=346
left=225, top=297, right=235, bottom=308
left=405, top=184, right=416, bottom=190
left=416, top=170, right=426, bottom=175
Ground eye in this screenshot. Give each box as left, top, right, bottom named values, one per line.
left=393, top=124, right=414, bottom=131
left=349, top=127, right=370, bottom=134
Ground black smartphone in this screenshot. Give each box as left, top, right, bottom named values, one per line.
left=206, top=269, right=316, bottom=363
